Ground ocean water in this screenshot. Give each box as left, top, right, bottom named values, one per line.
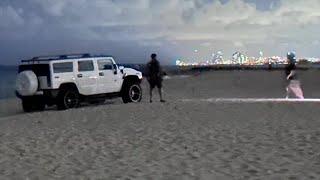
left=0, top=67, right=17, bottom=99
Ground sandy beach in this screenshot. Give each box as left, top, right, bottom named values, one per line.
left=0, top=70, right=320, bottom=179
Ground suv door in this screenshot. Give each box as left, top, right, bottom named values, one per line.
left=111, top=60, right=124, bottom=92
left=76, top=60, right=98, bottom=95
left=97, top=59, right=117, bottom=93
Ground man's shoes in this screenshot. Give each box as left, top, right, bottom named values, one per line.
left=150, top=100, right=153, bottom=103
left=160, top=100, right=166, bottom=103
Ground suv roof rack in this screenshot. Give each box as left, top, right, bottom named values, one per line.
left=21, top=53, right=113, bottom=63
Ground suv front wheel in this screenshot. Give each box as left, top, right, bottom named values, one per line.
left=122, top=83, right=142, bottom=103
left=57, top=88, right=80, bottom=110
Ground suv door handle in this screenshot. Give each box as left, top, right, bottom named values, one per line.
left=99, top=72, right=104, bottom=76
left=77, top=74, right=83, bottom=78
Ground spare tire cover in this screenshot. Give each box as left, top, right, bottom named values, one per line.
left=16, top=71, right=38, bottom=96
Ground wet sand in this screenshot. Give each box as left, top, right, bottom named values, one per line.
left=0, top=70, right=320, bottom=179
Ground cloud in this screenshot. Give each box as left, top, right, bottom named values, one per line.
left=0, top=6, right=24, bottom=27
left=1, top=0, right=320, bottom=64
left=32, top=0, right=66, bottom=17
left=5, top=0, right=320, bottom=42
left=234, top=41, right=244, bottom=48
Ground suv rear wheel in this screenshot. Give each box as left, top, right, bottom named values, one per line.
left=57, top=88, right=80, bottom=110
left=122, top=82, right=142, bottom=103
left=22, top=97, right=45, bottom=112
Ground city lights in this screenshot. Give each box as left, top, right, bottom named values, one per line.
left=176, top=51, right=320, bottom=67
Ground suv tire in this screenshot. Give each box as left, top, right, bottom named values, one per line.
left=57, top=88, right=80, bottom=110
left=122, top=82, right=142, bottom=103
left=22, top=97, right=45, bottom=112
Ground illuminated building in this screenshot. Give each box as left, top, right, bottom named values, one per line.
left=175, top=51, right=320, bottom=67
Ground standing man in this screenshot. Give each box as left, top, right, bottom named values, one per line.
left=146, top=53, right=166, bottom=103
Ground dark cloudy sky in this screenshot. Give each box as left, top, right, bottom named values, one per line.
left=0, top=0, right=320, bottom=65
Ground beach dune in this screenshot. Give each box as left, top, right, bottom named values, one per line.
left=0, top=70, right=320, bottom=179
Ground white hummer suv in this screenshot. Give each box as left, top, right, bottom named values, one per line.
left=15, top=54, right=143, bottom=112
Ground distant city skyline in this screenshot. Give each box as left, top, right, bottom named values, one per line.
left=1, top=0, right=320, bottom=65
left=176, top=50, right=320, bottom=67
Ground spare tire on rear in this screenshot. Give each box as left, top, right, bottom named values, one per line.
left=16, top=71, right=38, bottom=96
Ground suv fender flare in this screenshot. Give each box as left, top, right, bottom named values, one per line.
left=58, top=83, right=79, bottom=92
left=121, top=75, right=141, bottom=93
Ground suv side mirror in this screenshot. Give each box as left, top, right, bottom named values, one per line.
left=119, top=66, right=124, bottom=74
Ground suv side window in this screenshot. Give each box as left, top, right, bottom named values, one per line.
left=78, top=60, right=94, bottom=72
left=53, top=62, right=73, bottom=73
left=98, top=59, right=114, bottom=70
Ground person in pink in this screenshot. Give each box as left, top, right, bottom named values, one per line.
left=285, top=52, right=304, bottom=99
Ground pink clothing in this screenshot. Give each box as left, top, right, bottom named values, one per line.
left=286, top=80, right=304, bottom=99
